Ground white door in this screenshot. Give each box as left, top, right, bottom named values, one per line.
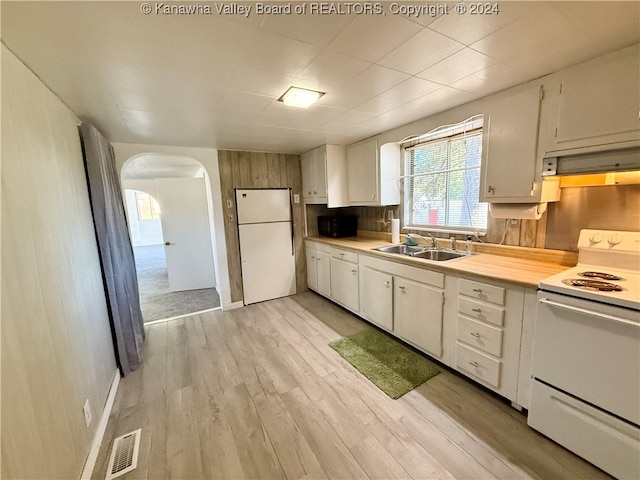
left=154, top=177, right=216, bottom=292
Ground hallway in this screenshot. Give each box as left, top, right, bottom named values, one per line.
left=134, top=245, right=220, bottom=322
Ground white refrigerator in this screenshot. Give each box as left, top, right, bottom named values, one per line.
left=236, top=188, right=296, bottom=305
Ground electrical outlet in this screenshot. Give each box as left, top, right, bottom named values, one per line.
left=83, top=399, right=92, bottom=427
left=293, top=194, right=300, bottom=204
left=226, top=198, right=233, bottom=208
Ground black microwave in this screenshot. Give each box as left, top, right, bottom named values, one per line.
left=318, top=215, right=357, bottom=238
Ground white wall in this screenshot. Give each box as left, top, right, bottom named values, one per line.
left=123, top=188, right=164, bottom=247
left=1, top=45, right=117, bottom=478
left=112, top=143, right=231, bottom=308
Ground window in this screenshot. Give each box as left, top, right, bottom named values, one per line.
left=135, top=191, right=161, bottom=220
left=403, top=115, right=488, bottom=234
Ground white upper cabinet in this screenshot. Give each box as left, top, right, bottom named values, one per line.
left=480, top=81, right=559, bottom=204
left=548, top=43, right=640, bottom=154
left=301, top=144, right=348, bottom=207
left=346, top=138, right=401, bottom=206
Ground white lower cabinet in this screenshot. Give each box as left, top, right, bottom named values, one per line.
left=360, top=266, right=393, bottom=330
left=360, top=255, right=445, bottom=359
left=330, top=248, right=359, bottom=313
left=305, top=241, right=533, bottom=406
left=452, top=276, right=525, bottom=402
left=394, top=277, right=444, bottom=358
left=305, top=241, right=331, bottom=297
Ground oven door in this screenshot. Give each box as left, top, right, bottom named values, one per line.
left=532, top=291, right=640, bottom=424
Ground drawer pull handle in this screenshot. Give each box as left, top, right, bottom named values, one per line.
left=351, top=269, right=357, bottom=274
left=398, top=285, right=405, bottom=290
left=339, top=253, right=344, bottom=256
left=469, top=361, right=480, bottom=368
left=470, top=332, right=480, bottom=338
left=473, top=288, right=483, bottom=293
left=472, top=308, right=482, bottom=313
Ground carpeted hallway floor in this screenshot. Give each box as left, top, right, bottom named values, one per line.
left=134, top=245, right=220, bottom=322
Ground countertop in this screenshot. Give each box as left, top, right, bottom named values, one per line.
left=305, top=236, right=573, bottom=288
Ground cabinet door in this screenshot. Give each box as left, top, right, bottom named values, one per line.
left=331, top=258, right=359, bottom=312
left=555, top=44, right=640, bottom=148
left=316, top=251, right=331, bottom=297
left=301, top=151, right=315, bottom=201
left=306, top=248, right=318, bottom=291
left=312, top=148, right=328, bottom=199
left=360, top=267, right=393, bottom=330
left=480, top=83, right=543, bottom=201
left=347, top=138, right=378, bottom=205
left=394, top=277, right=444, bottom=357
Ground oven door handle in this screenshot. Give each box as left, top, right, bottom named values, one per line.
left=539, top=298, right=639, bottom=328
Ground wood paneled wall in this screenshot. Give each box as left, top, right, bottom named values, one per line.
left=218, top=150, right=305, bottom=302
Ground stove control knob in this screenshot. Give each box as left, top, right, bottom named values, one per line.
left=589, top=233, right=603, bottom=244
left=608, top=234, right=623, bottom=246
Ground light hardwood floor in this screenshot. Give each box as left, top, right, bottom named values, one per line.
left=92, top=291, right=610, bottom=480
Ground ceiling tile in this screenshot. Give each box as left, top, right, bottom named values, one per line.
left=295, top=50, right=373, bottom=89
left=470, top=4, right=576, bottom=61
left=337, top=64, right=411, bottom=101
left=378, top=28, right=465, bottom=75
left=260, top=12, right=355, bottom=46
left=450, top=62, right=530, bottom=97
left=417, top=48, right=497, bottom=85
left=428, top=1, right=538, bottom=45
left=353, top=96, right=405, bottom=116
left=381, top=77, right=441, bottom=102
left=327, top=14, right=424, bottom=63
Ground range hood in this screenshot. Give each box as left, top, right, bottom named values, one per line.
left=542, top=144, right=640, bottom=177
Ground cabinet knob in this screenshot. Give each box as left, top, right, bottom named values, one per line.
left=371, top=194, right=376, bottom=199
left=165, top=241, right=171, bottom=246
left=313, top=190, right=317, bottom=195
left=383, top=281, right=390, bottom=286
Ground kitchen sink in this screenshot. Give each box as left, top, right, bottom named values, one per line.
left=374, top=244, right=425, bottom=255
left=373, top=244, right=468, bottom=262
left=409, top=250, right=466, bottom=261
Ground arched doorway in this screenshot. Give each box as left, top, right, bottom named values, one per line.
left=121, top=154, right=220, bottom=322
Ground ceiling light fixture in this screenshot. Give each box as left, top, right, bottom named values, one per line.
left=278, top=86, right=325, bottom=108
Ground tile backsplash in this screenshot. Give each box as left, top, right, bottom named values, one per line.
left=306, top=184, right=640, bottom=252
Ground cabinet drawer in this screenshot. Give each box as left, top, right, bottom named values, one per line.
left=332, top=247, right=358, bottom=263
left=458, top=297, right=505, bottom=327
left=458, top=316, right=503, bottom=357
left=305, top=240, right=331, bottom=253
left=460, top=279, right=505, bottom=305
left=456, top=343, right=502, bottom=388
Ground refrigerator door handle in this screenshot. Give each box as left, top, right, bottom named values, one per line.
left=289, top=188, right=295, bottom=256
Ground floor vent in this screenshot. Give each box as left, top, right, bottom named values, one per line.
left=105, top=428, right=141, bottom=480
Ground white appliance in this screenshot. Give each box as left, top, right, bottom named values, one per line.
left=529, top=229, right=640, bottom=479
left=236, top=188, right=296, bottom=305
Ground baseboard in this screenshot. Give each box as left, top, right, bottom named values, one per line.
left=143, top=306, right=222, bottom=325
left=222, top=301, right=244, bottom=311
left=80, top=369, right=121, bottom=480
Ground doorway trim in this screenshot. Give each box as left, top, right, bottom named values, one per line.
left=113, top=143, right=235, bottom=310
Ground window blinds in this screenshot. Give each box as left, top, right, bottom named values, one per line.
left=403, top=115, right=488, bottom=233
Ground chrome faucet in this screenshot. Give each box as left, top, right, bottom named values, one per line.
left=407, top=233, right=437, bottom=248
left=450, top=236, right=457, bottom=251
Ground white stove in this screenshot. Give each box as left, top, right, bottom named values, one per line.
left=539, top=229, right=640, bottom=310
left=530, top=229, right=640, bottom=480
